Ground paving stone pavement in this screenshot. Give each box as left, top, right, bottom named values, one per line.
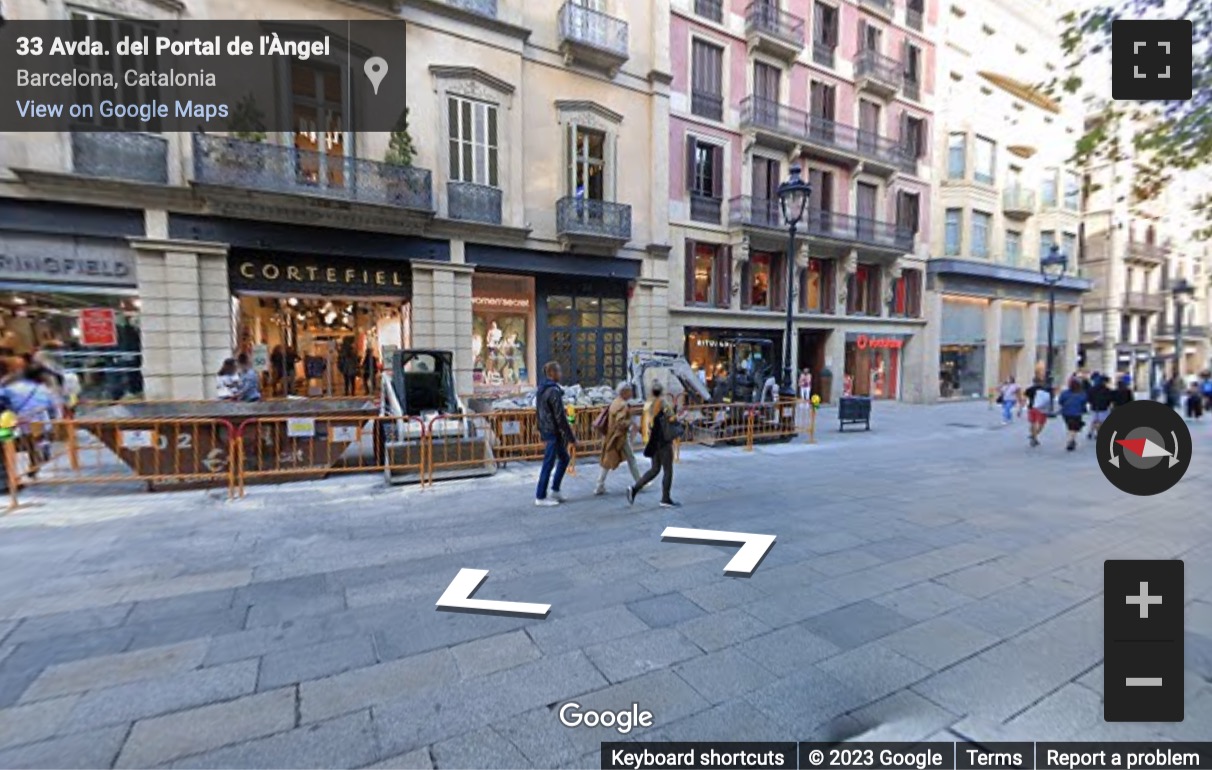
left=0, top=400, right=1210, bottom=768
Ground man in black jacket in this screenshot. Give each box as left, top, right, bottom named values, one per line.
left=1086, top=373, right=1114, bottom=439
left=534, top=361, right=577, bottom=507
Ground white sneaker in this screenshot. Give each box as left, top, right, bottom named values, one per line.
left=534, top=498, right=559, bottom=507
left=593, top=487, right=606, bottom=496
left=552, top=492, right=567, bottom=503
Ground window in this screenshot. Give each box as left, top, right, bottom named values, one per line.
left=685, top=241, right=731, bottom=307
left=448, top=96, right=499, bottom=187
left=903, top=43, right=922, bottom=88
left=947, top=133, right=966, bottom=179
left=569, top=126, right=606, bottom=200
left=1120, top=315, right=1132, bottom=344
left=69, top=10, right=161, bottom=131
left=971, top=210, right=991, bottom=257
left=291, top=61, right=347, bottom=187
left=892, top=269, right=922, bottom=317
left=847, top=264, right=881, bottom=316
left=860, top=20, right=881, bottom=52
left=751, top=156, right=781, bottom=226
left=1040, top=230, right=1056, bottom=259
left=802, top=258, right=836, bottom=313
left=694, top=0, right=723, bottom=22
left=1005, top=229, right=1022, bottom=265
left=745, top=252, right=774, bottom=309
left=1063, top=171, right=1081, bottom=211
left=1062, top=232, right=1078, bottom=265
left=1041, top=168, right=1058, bottom=206
left=686, top=138, right=723, bottom=223
left=813, top=2, right=839, bottom=47
left=903, top=115, right=927, bottom=159
left=690, top=40, right=724, bottom=121
left=945, top=208, right=962, bottom=256
left=896, top=191, right=920, bottom=235
left=973, top=136, right=995, bottom=184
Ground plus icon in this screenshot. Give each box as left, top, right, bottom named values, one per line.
left=1112, top=19, right=1193, bottom=100
left=1126, top=581, right=1163, bottom=618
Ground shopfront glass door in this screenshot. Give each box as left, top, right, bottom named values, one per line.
left=291, top=61, right=347, bottom=190
left=545, top=294, right=626, bottom=387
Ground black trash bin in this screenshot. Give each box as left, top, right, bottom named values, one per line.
left=838, top=396, right=871, bottom=431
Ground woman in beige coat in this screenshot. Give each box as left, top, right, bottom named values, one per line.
left=595, top=382, right=642, bottom=495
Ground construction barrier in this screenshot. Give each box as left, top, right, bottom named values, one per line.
left=2, top=399, right=810, bottom=510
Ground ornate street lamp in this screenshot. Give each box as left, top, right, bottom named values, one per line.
left=1040, top=243, right=1068, bottom=410
left=776, top=164, right=811, bottom=399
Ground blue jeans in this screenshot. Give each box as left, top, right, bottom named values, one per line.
left=1001, top=399, right=1014, bottom=422
left=535, top=435, right=570, bottom=500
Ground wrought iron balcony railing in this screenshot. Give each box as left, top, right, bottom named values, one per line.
left=812, top=41, right=836, bottom=68
left=906, top=6, right=924, bottom=30
left=740, top=96, right=913, bottom=171
left=903, top=78, right=921, bottom=102
left=691, top=90, right=724, bottom=121
left=859, top=0, right=893, bottom=14
left=72, top=131, right=168, bottom=185
left=856, top=49, right=903, bottom=91
left=690, top=194, right=722, bottom=224
left=445, top=0, right=497, bottom=17
left=558, top=2, right=629, bottom=59
left=192, top=134, right=434, bottom=211
left=745, top=2, right=806, bottom=46
left=730, top=196, right=915, bottom=252
left=447, top=181, right=503, bottom=225
left=1157, top=324, right=1208, bottom=339
left=556, top=196, right=632, bottom=242
left=1126, top=240, right=1167, bottom=264
left=1122, top=291, right=1166, bottom=312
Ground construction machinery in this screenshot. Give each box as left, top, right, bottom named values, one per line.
left=380, top=349, right=496, bottom=484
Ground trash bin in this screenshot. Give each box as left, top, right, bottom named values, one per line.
left=838, top=396, right=871, bottom=431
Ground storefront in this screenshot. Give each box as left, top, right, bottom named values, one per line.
left=228, top=251, right=411, bottom=397
left=0, top=229, right=143, bottom=400
left=939, top=296, right=988, bottom=399
left=471, top=273, right=535, bottom=395
left=844, top=333, right=906, bottom=399
left=536, top=276, right=629, bottom=388
left=684, top=327, right=784, bottom=398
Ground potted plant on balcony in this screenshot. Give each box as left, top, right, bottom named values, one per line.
left=216, top=92, right=269, bottom=175
left=382, top=108, right=419, bottom=206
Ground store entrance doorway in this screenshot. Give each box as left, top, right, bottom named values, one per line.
left=797, top=329, right=829, bottom=386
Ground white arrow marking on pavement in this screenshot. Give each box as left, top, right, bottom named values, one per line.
left=660, top=527, right=777, bottom=576
left=435, top=569, right=551, bottom=618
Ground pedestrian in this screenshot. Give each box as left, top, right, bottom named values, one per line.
left=1058, top=378, right=1088, bottom=452
left=1087, top=374, right=1113, bottom=438
left=1023, top=376, right=1052, bottom=448
left=627, top=382, right=681, bottom=508
left=1112, top=376, right=1135, bottom=410
left=798, top=369, right=812, bottom=401
left=1186, top=380, right=1204, bottom=419
left=997, top=376, right=1020, bottom=424
left=534, top=361, right=576, bottom=507
left=215, top=358, right=239, bottom=400
left=595, top=382, right=642, bottom=496
left=339, top=343, right=359, bottom=396
left=1164, top=375, right=1181, bottom=409
left=1, top=362, right=62, bottom=472
left=234, top=352, right=262, bottom=402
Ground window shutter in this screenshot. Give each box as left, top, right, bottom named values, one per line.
left=717, top=247, right=732, bottom=308
left=773, top=254, right=786, bottom=312
left=686, top=137, right=697, bottom=193
left=711, top=145, right=724, bottom=199
left=566, top=123, right=577, bottom=196
left=858, top=20, right=867, bottom=52
left=902, top=40, right=911, bottom=77
left=900, top=111, right=910, bottom=150
left=607, top=133, right=619, bottom=201
left=684, top=239, right=697, bottom=304
left=740, top=261, right=752, bottom=309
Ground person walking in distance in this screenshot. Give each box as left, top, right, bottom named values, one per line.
left=1086, top=373, right=1114, bottom=439
left=1023, top=377, right=1051, bottom=448
left=595, top=382, right=642, bottom=496
left=997, top=376, right=1020, bottom=425
left=534, top=361, right=576, bottom=507
left=627, top=382, right=681, bottom=508
left=1112, top=375, right=1135, bottom=411
left=1058, top=378, right=1089, bottom=452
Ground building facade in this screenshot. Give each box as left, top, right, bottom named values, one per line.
left=924, top=0, right=1090, bottom=401
left=667, top=0, right=936, bottom=403
left=0, top=0, right=671, bottom=400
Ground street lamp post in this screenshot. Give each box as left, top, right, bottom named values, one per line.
left=776, top=164, right=812, bottom=400
left=1171, top=278, right=1195, bottom=393
left=1040, top=244, right=1068, bottom=410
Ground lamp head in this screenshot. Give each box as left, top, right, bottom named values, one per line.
left=1040, top=243, right=1067, bottom=284
left=1172, top=278, right=1195, bottom=299
left=777, top=164, right=812, bottom=226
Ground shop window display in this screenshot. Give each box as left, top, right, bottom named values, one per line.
left=473, top=274, right=535, bottom=394
left=940, top=344, right=985, bottom=398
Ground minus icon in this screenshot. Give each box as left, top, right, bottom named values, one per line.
left=1126, top=677, right=1164, bottom=686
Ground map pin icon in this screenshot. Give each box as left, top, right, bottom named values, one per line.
left=364, top=56, right=388, bottom=95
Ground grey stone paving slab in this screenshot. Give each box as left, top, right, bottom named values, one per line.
left=122, top=569, right=252, bottom=603
left=741, top=590, right=847, bottom=629
left=815, top=642, right=932, bottom=701
left=800, top=600, right=916, bottom=650
left=0, top=724, right=129, bottom=769
left=363, top=748, right=433, bottom=769
left=746, top=666, right=871, bottom=733
left=641, top=697, right=794, bottom=743
left=430, top=726, right=531, bottom=770
left=673, top=646, right=778, bottom=704
left=0, top=694, right=80, bottom=751
left=582, top=627, right=702, bottom=684
left=68, top=658, right=259, bottom=731
left=169, top=709, right=378, bottom=769
left=125, top=608, right=249, bottom=652
left=625, top=593, right=705, bottom=628
left=910, top=655, right=1059, bottom=724
left=123, top=589, right=237, bottom=626
left=299, top=648, right=458, bottom=724
left=676, top=607, right=771, bottom=652
left=935, top=564, right=1024, bottom=598
left=451, top=630, right=542, bottom=679
left=998, top=681, right=1104, bottom=740
left=679, top=579, right=765, bottom=612
left=880, top=615, right=1001, bottom=670
left=871, top=582, right=973, bottom=622
left=10, top=587, right=130, bottom=620
left=492, top=707, right=597, bottom=769
left=0, top=626, right=135, bottom=708
left=202, top=612, right=365, bottom=666
left=845, top=689, right=960, bottom=742
left=526, top=606, right=649, bottom=655
left=948, top=582, right=1078, bottom=638
left=373, top=603, right=531, bottom=662
left=245, top=593, right=347, bottom=628
left=862, top=538, right=935, bottom=562
left=733, top=624, right=842, bottom=676
left=115, top=686, right=296, bottom=768
left=5, top=604, right=132, bottom=645
left=807, top=549, right=885, bottom=577
left=259, top=634, right=377, bottom=690
left=21, top=639, right=208, bottom=703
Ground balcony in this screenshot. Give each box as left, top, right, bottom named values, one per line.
left=855, top=49, right=902, bottom=97
left=1157, top=324, right=1209, bottom=339
left=903, top=78, right=921, bottom=102
left=1002, top=187, right=1036, bottom=219
left=730, top=196, right=914, bottom=254
left=906, top=6, right=924, bottom=30
left=1122, top=291, right=1165, bottom=313
left=556, top=196, right=632, bottom=248
left=691, top=90, right=724, bottom=122
left=447, top=181, right=502, bottom=225
left=745, top=2, right=805, bottom=61
left=812, top=41, right=836, bottom=68
left=72, top=131, right=168, bottom=185
left=445, top=0, right=497, bottom=16
left=859, top=0, right=894, bottom=19
left=558, top=2, right=629, bottom=76
left=690, top=194, right=723, bottom=225
left=1126, top=240, right=1167, bottom=266
left=739, top=97, right=911, bottom=174
left=192, top=134, right=433, bottom=213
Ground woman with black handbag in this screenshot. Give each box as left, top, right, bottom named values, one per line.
left=627, top=382, right=681, bottom=508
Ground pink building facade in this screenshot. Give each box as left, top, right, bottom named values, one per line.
left=668, top=0, right=936, bottom=402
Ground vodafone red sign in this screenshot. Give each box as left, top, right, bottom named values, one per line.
left=855, top=334, right=903, bottom=350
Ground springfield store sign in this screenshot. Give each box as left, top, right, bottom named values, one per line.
left=0, top=234, right=136, bottom=287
